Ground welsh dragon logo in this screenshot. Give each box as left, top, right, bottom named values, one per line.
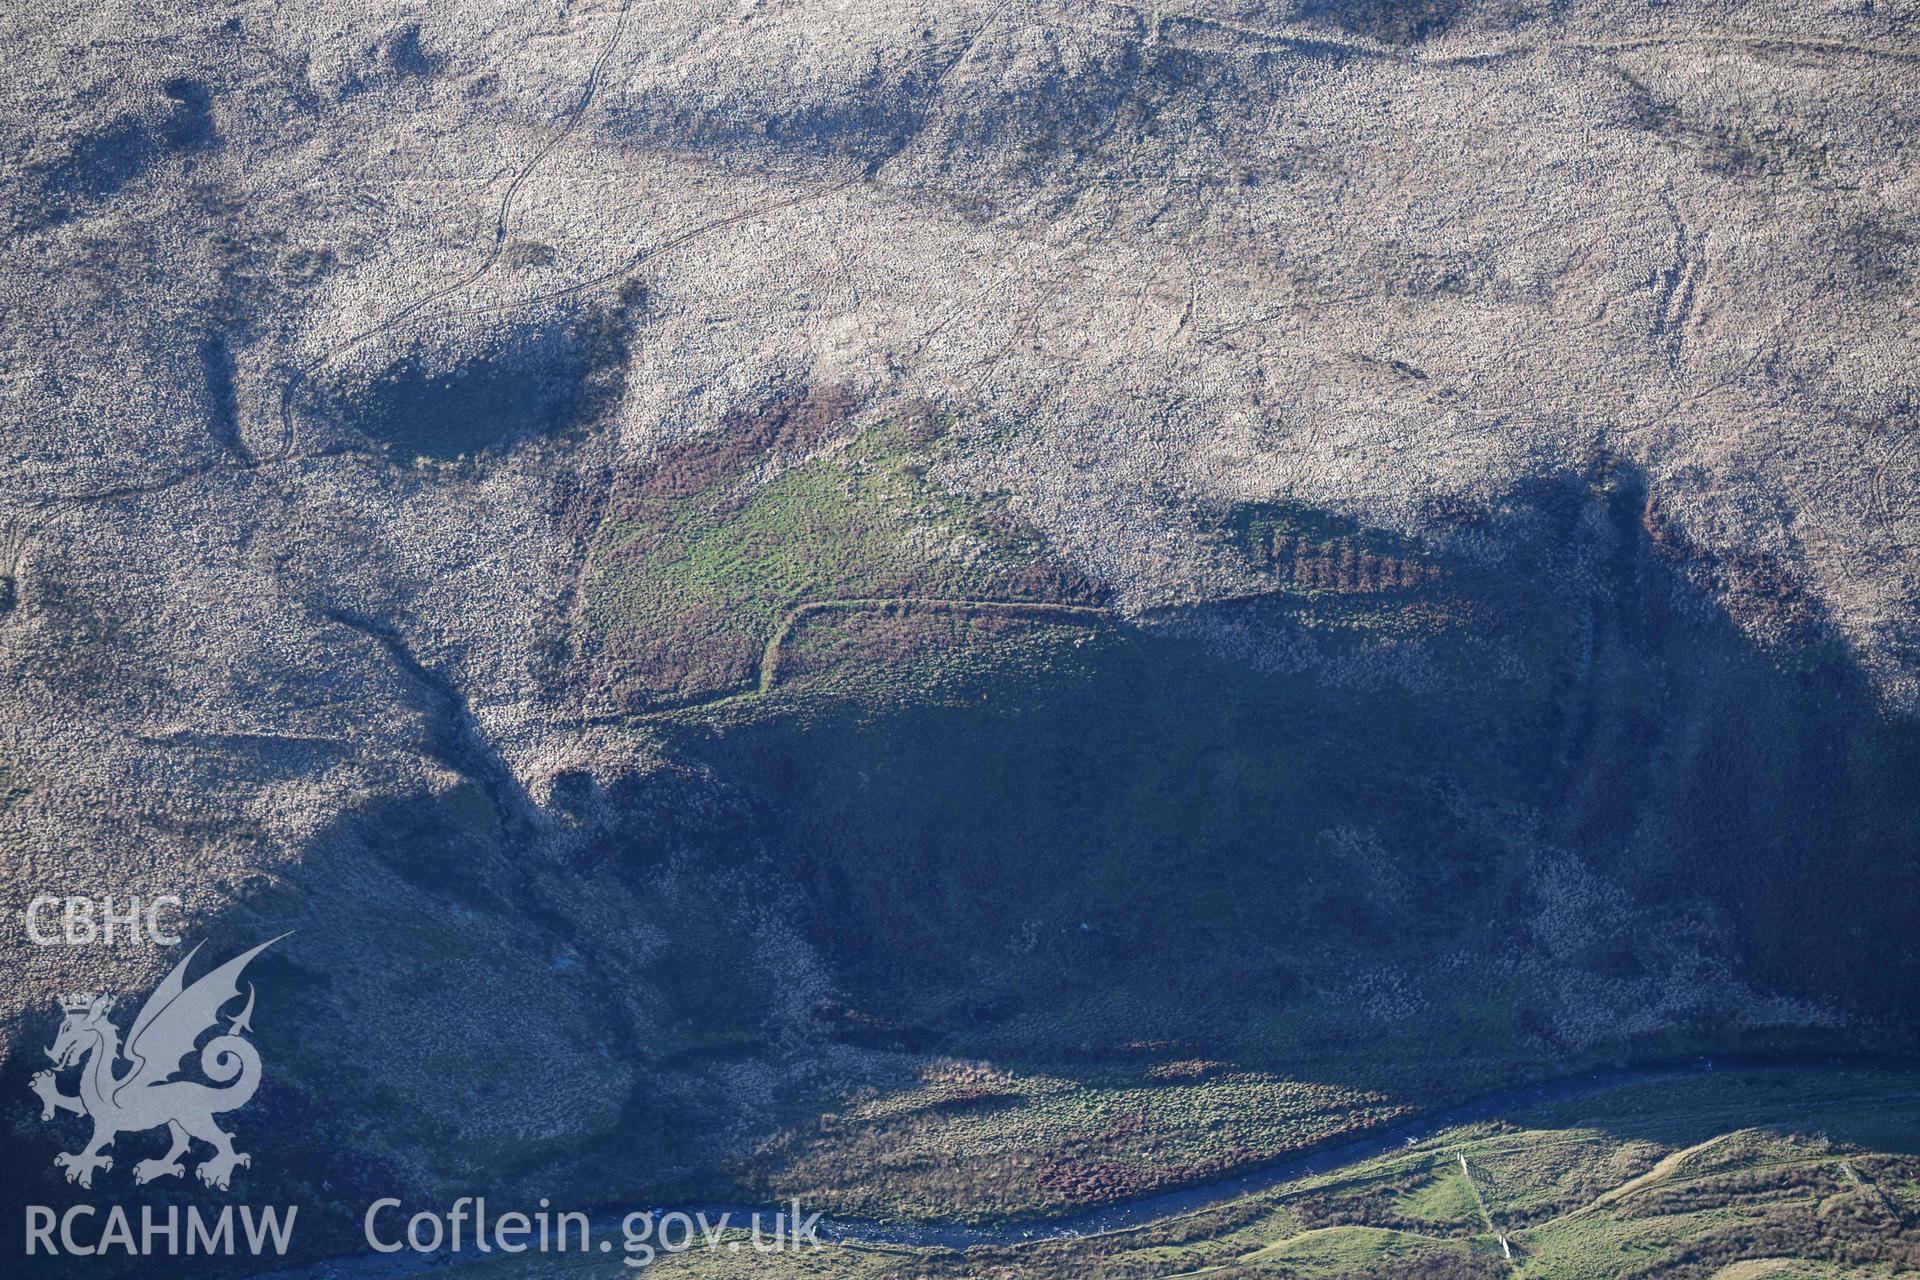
left=30, top=935, right=288, bottom=1190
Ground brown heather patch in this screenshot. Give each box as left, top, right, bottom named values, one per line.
left=610, top=383, right=861, bottom=511
left=980, top=554, right=1103, bottom=606
left=1718, top=549, right=1823, bottom=638
left=1641, top=493, right=1824, bottom=642
left=593, top=598, right=760, bottom=711
left=549, top=468, right=606, bottom=543
left=1260, top=532, right=1439, bottom=594
left=1033, top=1154, right=1152, bottom=1205
left=1641, top=490, right=1695, bottom=563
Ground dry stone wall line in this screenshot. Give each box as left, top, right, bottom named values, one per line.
left=583, top=597, right=1118, bottom=726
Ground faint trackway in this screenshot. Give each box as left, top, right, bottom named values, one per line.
left=1545, top=1102, right=1920, bottom=1227
left=9, top=10, right=1910, bottom=561
left=580, top=597, right=1118, bottom=726
left=1841, top=1161, right=1912, bottom=1224
left=1457, top=1152, right=1518, bottom=1271
left=5, top=0, right=857, bottom=566
left=1089, top=2, right=1920, bottom=68
left=263, top=0, right=639, bottom=466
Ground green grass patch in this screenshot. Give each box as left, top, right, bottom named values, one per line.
left=1240, top=1224, right=1471, bottom=1274
left=580, top=402, right=1095, bottom=711
left=1397, top=1165, right=1483, bottom=1225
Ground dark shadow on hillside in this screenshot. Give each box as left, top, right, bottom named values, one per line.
left=15, top=79, right=219, bottom=234
left=649, top=460, right=1919, bottom=1053
left=1292, top=0, right=1469, bottom=45
left=305, top=295, right=638, bottom=463
left=536, top=459, right=1916, bottom=1219
left=600, top=22, right=1283, bottom=209
left=3, top=462, right=1915, bottom=1275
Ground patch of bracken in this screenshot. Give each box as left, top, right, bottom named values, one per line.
left=1641, top=490, right=1825, bottom=646
left=1227, top=501, right=1442, bottom=595
left=609, top=384, right=861, bottom=510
